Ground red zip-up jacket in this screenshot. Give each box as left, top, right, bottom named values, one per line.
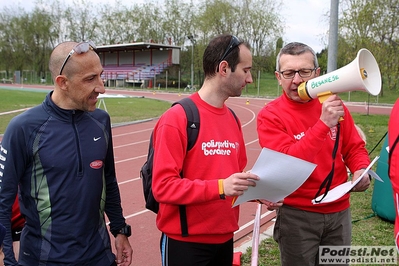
left=388, top=98, right=399, bottom=251
left=257, top=93, right=370, bottom=213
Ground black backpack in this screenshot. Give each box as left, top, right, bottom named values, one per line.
left=140, top=97, right=238, bottom=236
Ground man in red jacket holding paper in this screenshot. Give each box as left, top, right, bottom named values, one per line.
left=152, top=34, right=259, bottom=266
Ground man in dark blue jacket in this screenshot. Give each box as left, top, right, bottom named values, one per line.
left=0, top=41, right=132, bottom=265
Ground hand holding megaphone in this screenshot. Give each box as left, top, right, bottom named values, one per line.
left=298, top=48, right=381, bottom=104
left=320, top=94, right=345, bottom=127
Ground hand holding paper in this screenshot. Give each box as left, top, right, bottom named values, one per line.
left=232, top=148, right=316, bottom=207
left=223, top=172, right=260, bottom=198
left=312, top=156, right=381, bottom=204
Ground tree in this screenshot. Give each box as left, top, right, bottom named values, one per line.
left=26, top=7, right=58, bottom=76
left=339, top=0, right=399, bottom=94
left=63, top=0, right=99, bottom=41
left=0, top=4, right=57, bottom=80
left=239, top=0, right=283, bottom=58
left=0, top=6, right=28, bottom=76
left=97, top=3, right=137, bottom=45
left=0, top=0, right=285, bottom=85
left=162, top=0, right=195, bottom=46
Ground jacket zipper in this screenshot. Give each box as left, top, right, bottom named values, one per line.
left=72, top=111, right=83, bottom=174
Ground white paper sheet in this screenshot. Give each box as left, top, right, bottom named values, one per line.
left=232, top=148, right=316, bottom=207
left=312, top=156, right=381, bottom=204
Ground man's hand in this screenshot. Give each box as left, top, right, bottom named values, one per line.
left=115, top=234, right=133, bottom=266
left=320, top=94, right=345, bottom=127
left=223, top=172, right=259, bottom=197
left=351, top=169, right=370, bottom=192
left=257, top=199, right=284, bottom=211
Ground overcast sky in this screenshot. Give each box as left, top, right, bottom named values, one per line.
left=0, top=0, right=332, bottom=53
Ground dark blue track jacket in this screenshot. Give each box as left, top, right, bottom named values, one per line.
left=0, top=91, right=126, bottom=265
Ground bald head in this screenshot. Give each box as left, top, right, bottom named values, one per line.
left=49, top=42, right=78, bottom=81
left=49, top=40, right=105, bottom=111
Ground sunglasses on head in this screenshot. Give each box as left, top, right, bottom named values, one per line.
left=217, top=36, right=240, bottom=72
left=59, top=40, right=96, bottom=75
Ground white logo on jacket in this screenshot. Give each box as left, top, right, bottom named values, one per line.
left=328, top=126, right=338, bottom=140
left=201, top=140, right=237, bottom=156
left=294, top=132, right=305, bottom=140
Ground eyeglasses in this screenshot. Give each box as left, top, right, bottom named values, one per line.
left=279, top=68, right=316, bottom=79
left=59, top=40, right=96, bottom=75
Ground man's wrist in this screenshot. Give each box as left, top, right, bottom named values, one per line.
left=361, top=168, right=372, bottom=180
left=111, top=224, right=131, bottom=238
left=218, top=179, right=225, bottom=199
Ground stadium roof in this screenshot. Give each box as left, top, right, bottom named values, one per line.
left=96, top=42, right=181, bottom=52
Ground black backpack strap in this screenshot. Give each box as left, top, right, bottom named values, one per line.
left=178, top=205, right=188, bottom=237
left=171, top=97, right=200, bottom=237
left=172, top=97, right=200, bottom=151
left=228, top=107, right=240, bottom=129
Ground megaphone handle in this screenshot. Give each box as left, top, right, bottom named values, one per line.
left=317, top=91, right=334, bottom=103
left=317, top=91, right=344, bottom=121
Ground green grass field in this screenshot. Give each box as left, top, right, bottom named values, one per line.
left=0, top=82, right=397, bottom=265
left=0, top=88, right=171, bottom=134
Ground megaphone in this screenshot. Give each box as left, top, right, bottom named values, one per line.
left=298, top=48, right=381, bottom=103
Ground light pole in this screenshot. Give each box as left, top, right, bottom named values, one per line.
left=187, top=35, right=196, bottom=90
left=327, top=0, right=339, bottom=73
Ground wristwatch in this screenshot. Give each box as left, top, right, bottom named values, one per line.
left=112, top=224, right=131, bottom=237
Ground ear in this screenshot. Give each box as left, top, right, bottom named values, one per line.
left=274, top=71, right=282, bottom=85
left=55, top=75, right=68, bottom=91
left=315, top=67, right=321, bottom=77
left=218, top=61, right=229, bottom=76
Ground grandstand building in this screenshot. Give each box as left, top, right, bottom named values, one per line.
left=96, top=42, right=181, bottom=88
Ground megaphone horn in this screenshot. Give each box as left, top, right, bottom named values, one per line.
left=298, top=48, right=382, bottom=103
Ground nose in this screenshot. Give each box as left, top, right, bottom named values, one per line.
left=246, top=72, right=253, bottom=84
left=292, top=72, right=303, bottom=84
left=96, top=76, right=106, bottom=94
